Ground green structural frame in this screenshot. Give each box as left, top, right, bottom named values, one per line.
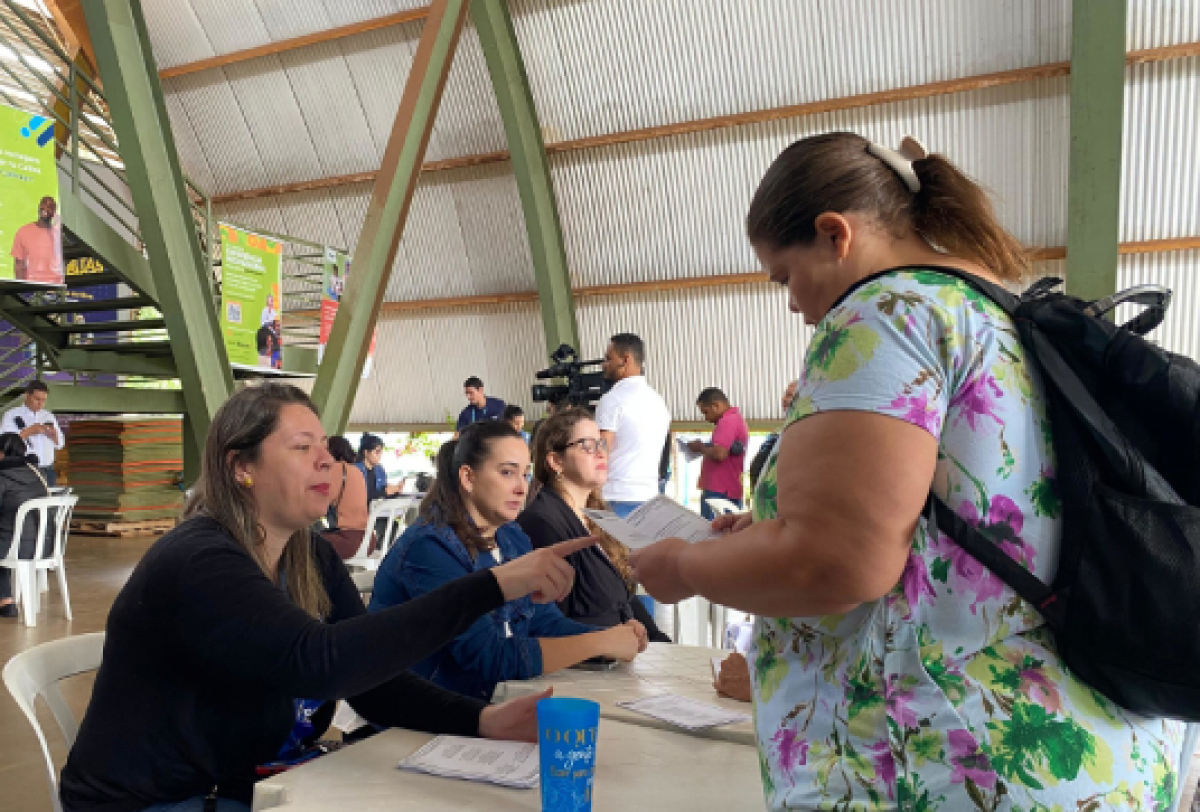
left=311, top=0, right=472, bottom=435
left=83, top=0, right=234, bottom=464
left=472, top=0, right=579, bottom=356
left=1065, top=0, right=1128, bottom=302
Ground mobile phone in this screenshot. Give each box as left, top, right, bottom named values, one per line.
left=571, top=656, right=619, bottom=671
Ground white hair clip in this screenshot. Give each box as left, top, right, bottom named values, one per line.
left=866, top=136, right=928, bottom=193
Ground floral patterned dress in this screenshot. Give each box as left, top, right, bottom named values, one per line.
left=751, top=269, right=1184, bottom=811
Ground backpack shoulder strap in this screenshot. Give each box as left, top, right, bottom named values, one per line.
left=928, top=495, right=1065, bottom=628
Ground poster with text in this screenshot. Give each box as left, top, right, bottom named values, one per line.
left=220, top=223, right=283, bottom=369
left=319, top=247, right=376, bottom=379
left=0, top=104, right=63, bottom=284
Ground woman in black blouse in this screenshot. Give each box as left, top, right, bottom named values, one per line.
left=61, top=384, right=593, bottom=812
left=517, top=408, right=669, bottom=642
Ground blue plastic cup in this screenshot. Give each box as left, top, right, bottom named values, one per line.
left=537, top=698, right=600, bottom=812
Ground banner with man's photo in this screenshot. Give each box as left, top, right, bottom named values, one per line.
left=0, top=102, right=63, bottom=285
left=219, top=223, right=283, bottom=370
left=319, top=247, right=376, bottom=379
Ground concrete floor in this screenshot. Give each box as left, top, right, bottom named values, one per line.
left=0, top=533, right=155, bottom=812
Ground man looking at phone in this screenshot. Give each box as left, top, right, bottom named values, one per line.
left=689, top=388, right=749, bottom=520
left=1, top=380, right=63, bottom=485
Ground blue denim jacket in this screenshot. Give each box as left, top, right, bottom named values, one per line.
left=368, top=518, right=595, bottom=701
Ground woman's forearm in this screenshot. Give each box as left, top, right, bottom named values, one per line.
left=677, top=518, right=887, bottom=617
left=537, top=631, right=616, bottom=675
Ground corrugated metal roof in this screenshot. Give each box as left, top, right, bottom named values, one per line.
left=511, top=0, right=1071, bottom=144
left=1117, top=249, right=1200, bottom=360
left=1128, top=0, right=1200, bottom=50
left=348, top=301, right=547, bottom=425
left=139, top=0, right=430, bottom=69
left=1121, top=55, right=1200, bottom=243
left=554, top=77, right=1072, bottom=289
left=213, top=162, right=536, bottom=302
left=577, top=283, right=813, bottom=423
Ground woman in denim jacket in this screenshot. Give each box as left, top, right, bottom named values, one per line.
left=370, top=421, right=646, bottom=701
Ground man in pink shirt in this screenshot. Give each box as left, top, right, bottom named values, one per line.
left=11, top=196, right=63, bottom=284
left=689, top=388, right=750, bottom=520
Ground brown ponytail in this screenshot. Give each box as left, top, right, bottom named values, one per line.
left=746, top=131, right=1029, bottom=283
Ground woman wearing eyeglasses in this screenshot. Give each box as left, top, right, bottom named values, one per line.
left=517, top=408, right=669, bottom=641
left=370, top=421, right=647, bottom=701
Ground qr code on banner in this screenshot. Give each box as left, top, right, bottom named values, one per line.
left=226, top=301, right=242, bottom=324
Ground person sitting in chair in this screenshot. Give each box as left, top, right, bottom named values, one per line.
left=0, top=432, right=50, bottom=619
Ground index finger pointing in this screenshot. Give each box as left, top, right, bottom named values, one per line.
left=551, top=535, right=601, bottom=557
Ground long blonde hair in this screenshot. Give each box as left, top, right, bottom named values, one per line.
left=183, top=383, right=330, bottom=618
left=532, top=408, right=635, bottom=589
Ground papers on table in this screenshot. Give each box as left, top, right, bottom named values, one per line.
left=398, top=735, right=539, bottom=789
left=584, top=496, right=716, bottom=550
left=711, top=657, right=725, bottom=681
left=676, top=436, right=703, bottom=463
left=615, top=694, right=752, bottom=731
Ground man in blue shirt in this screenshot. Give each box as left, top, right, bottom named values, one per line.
left=455, top=376, right=506, bottom=434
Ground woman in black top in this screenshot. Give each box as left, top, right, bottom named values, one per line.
left=61, top=384, right=593, bottom=812
left=0, top=432, right=50, bottom=618
left=517, top=408, right=669, bottom=642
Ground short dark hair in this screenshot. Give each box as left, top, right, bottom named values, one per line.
left=464, top=376, right=484, bottom=390
left=0, top=432, right=27, bottom=459
left=697, top=388, right=728, bottom=407
left=609, top=333, right=644, bottom=365
left=26, top=380, right=48, bottom=395
left=357, top=433, right=384, bottom=461
left=327, top=436, right=356, bottom=464
left=502, top=405, right=524, bottom=420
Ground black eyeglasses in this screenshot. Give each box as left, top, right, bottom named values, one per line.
left=560, top=437, right=608, bottom=455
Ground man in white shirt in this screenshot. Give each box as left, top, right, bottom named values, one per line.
left=595, top=333, right=671, bottom=518
left=1, top=380, right=63, bottom=485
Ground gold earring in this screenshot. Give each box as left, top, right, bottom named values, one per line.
left=240, top=474, right=253, bottom=487
left=555, top=470, right=564, bottom=481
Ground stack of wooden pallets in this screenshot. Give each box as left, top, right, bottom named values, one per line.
left=65, top=417, right=183, bottom=536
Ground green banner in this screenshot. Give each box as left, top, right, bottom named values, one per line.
left=219, top=223, right=283, bottom=369
left=0, top=104, right=63, bottom=284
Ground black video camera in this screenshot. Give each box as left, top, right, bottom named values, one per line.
left=531, top=344, right=609, bottom=408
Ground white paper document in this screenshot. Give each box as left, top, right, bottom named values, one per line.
left=616, top=694, right=752, bottom=731
left=676, top=436, right=703, bottom=463
left=584, top=496, right=715, bottom=550
left=398, top=735, right=540, bottom=789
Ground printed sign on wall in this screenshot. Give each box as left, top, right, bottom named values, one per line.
left=319, top=247, right=376, bottom=379
left=219, top=223, right=283, bottom=370
left=0, top=104, right=63, bottom=285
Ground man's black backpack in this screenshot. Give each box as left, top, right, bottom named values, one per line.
left=912, top=266, right=1200, bottom=721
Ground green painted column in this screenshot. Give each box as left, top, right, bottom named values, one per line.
left=311, top=0, right=471, bottom=435
left=83, top=0, right=233, bottom=456
left=1065, top=0, right=1128, bottom=301
left=472, top=0, right=579, bottom=355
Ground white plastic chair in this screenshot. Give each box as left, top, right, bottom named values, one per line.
left=350, top=568, right=376, bottom=596
left=2, top=494, right=78, bottom=627
left=3, top=632, right=105, bottom=812
left=344, top=496, right=417, bottom=572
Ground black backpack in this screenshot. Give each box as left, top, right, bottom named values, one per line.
left=904, top=266, right=1200, bottom=720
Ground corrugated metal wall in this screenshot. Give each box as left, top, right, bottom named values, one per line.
left=142, top=0, right=1200, bottom=427
left=348, top=302, right=547, bottom=426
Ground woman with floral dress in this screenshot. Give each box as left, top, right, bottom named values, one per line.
left=632, top=131, right=1185, bottom=811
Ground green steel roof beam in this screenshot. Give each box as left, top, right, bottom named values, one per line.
left=472, top=0, right=578, bottom=356
left=1065, top=0, right=1128, bottom=301
left=310, top=0, right=472, bottom=435
left=82, top=0, right=234, bottom=450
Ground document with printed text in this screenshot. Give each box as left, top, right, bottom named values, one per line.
left=398, top=735, right=539, bottom=789
left=584, top=496, right=716, bottom=550
left=615, top=694, right=752, bottom=731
